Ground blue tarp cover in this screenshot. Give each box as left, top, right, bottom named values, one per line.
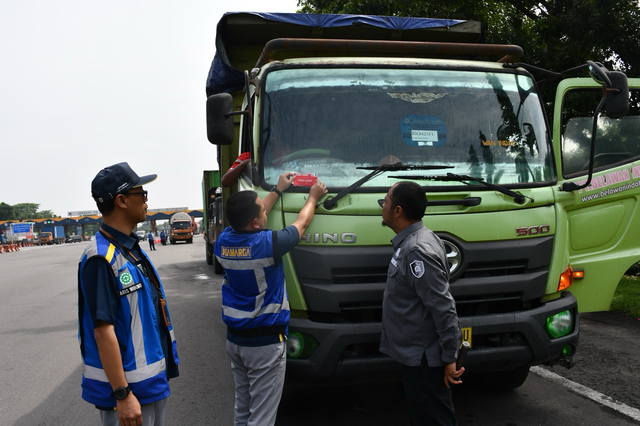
left=206, top=12, right=467, bottom=96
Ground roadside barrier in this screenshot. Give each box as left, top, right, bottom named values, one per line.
left=0, top=243, right=29, bottom=252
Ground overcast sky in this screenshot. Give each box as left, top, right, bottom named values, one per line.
left=0, top=0, right=298, bottom=217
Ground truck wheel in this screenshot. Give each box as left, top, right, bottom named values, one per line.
left=214, top=255, right=223, bottom=275
left=474, top=366, right=530, bottom=391
left=206, top=242, right=213, bottom=265
left=188, top=238, right=193, bottom=244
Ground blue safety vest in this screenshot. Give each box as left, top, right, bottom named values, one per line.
left=214, top=227, right=290, bottom=332
left=78, top=233, right=179, bottom=407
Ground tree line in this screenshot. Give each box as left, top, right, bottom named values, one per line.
left=0, top=202, right=59, bottom=221
left=297, top=0, right=640, bottom=78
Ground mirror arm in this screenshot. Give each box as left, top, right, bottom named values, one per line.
left=587, top=60, right=612, bottom=87
left=224, top=110, right=249, bottom=118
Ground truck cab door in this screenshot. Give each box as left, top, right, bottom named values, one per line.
left=553, top=77, right=640, bottom=312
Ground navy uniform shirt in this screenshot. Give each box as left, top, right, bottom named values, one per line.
left=379, top=221, right=462, bottom=367
left=80, top=224, right=178, bottom=379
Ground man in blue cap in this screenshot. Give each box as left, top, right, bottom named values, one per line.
left=78, top=162, right=180, bottom=426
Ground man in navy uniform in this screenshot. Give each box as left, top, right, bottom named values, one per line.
left=78, top=162, right=179, bottom=426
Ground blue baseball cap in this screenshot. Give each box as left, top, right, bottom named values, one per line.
left=91, top=162, right=157, bottom=203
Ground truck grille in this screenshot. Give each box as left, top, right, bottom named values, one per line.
left=332, top=267, right=388, bottom=284
left=461, top=260, right=528, bottom=278
left=290, top=235, right=553, bottom=322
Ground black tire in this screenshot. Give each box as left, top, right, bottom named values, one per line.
left=206, top=242, right=213, bottom=265
left=473, top=366, right=530, bottom=391
left=214, top=254, right=223, bottom=275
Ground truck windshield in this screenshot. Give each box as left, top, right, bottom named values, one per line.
left=261, top=67, right=555, bottom=188
left=173, top=222, right=191, bottom=230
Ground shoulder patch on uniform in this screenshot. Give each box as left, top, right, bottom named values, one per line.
left=410, top=260, right=425, bottom=278
left=119, top=270, right=133, bottom=286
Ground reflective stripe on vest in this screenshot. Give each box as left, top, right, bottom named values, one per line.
left=79, top=234, right=170, bottom=392
left=214, top=228, right=289, bottom=328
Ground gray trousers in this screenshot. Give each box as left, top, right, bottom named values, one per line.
left=100, top=397, right=167, bottom=426
left=226, top=339, right=287, bottom=426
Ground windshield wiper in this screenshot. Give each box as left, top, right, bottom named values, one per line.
left=321, top=163, right=452, bottom=210
left=390, top=172, right=534, bottom=205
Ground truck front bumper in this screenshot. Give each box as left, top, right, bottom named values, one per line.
left=286, top=291, right=578, bottom=382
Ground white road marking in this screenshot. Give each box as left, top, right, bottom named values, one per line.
left=193, top=274, right=211, bottom=280
left=531, top=366, right=640, bottom=421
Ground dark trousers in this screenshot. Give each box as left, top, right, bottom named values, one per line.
left=401, top=355, right=457, bottom=426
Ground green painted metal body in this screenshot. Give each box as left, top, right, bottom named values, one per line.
left=208, top=13, right=640, bottom=382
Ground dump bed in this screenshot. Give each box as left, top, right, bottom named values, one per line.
left=206, top=12, right=483, bottom=96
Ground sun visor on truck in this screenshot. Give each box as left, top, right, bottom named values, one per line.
left=206, top=12, right=484, bottom=96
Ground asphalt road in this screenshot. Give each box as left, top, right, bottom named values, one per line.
left=1, top=237, right=639, bottom=425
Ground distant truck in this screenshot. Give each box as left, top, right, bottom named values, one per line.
left=39, top=226, right=65, bottom=245
left=169, top=212, right=193, bottom=244
left=202, top=170, right=223, bottom=273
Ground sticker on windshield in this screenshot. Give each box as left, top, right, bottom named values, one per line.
left=401, top=115, right=446, bottom=147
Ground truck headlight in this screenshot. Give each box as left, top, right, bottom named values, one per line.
left=287, top=332, right=318, bottom=359
left=546, top=310, right=573, bottom=338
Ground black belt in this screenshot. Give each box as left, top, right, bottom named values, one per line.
left=227, top=325, right=286, bottom=338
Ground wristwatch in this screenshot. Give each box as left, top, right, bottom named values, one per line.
left=270, top=186, right=283, bottom=197
left=111, top=385, right=131, bottom=400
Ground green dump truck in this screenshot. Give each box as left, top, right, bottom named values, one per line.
left=205, top=12, right=639, bottom=389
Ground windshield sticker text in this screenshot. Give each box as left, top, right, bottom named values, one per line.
left=481, top=139, right=517, bottom=147
left=401, top=115, right=447, bottom=148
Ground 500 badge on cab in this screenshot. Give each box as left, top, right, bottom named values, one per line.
left=516, top=225, right=550, bottom=237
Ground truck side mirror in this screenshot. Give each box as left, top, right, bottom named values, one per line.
left=604, top=71, right=629, bottom=119
left=206, top=93, right=235, bottom=145
left=588, top=60, right=629, bottom=119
